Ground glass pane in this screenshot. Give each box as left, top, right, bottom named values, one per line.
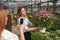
left=41, top=0, right=47, bottom=2
left=2, top=0, right=7, bottom=1
left=41, top=3, right=47, bottom=6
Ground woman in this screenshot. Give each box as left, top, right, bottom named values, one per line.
left=0, top=8, right=25, bottom=40
left=13, top=7, right=42, bottom=40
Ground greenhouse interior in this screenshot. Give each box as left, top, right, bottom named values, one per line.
left=0, top=0, right=60, bottom=40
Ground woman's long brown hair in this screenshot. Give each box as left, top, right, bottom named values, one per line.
left=17, top=7, right=25, bottom=18
left=0, top=8, right=7, bottom=36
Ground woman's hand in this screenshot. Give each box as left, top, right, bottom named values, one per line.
left=19, top=23, right=25, bottom=32
left=38, top=27, right=43, bottom=30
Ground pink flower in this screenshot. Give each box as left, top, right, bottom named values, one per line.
left=35, top=12, right=40, bottom=17
left=35, top=10, right=54, bottom=18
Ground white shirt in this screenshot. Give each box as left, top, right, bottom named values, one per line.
left=1, top=29, right=19, bottom=40
left=17, top=17, right=33, bottom=32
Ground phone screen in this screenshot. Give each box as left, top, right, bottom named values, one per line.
left=20, top=18, right=23, bottom=24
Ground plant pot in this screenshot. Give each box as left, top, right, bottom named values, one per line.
left=39, top=27, right=46, bottom=33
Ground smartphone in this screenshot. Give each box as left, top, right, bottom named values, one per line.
left=20, top=18, right=23, bottom=24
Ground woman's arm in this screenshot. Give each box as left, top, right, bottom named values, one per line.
left=27, top=19, right=43, bottom=31
left=27, top=27, right=42, bottom=32
left=12, top=24, right=19, bottom=34
left=19, top=23, right=25, bottom=40
left=20, top=30, right=25, bottom=40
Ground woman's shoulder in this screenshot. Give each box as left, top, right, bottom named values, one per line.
left=17, top=18, right=20, bottom=20
left=25, top=17, right=29, bottom=21
left=17, top=17, right=23, bottom=21
left=1, top=29, right=19, bottom=40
